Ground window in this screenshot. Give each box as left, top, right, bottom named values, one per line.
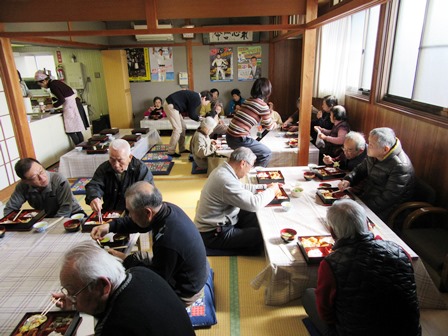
left=385, top=0, right=448, bottom=112
left=346, top=6, right=380, bottom=93
left=14, top=54, right=56, bottom=80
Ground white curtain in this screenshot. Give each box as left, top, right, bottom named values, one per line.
left=313, top=17, right=352, bottom=105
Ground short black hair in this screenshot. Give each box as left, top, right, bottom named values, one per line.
left=153, top=96, right=162, bottom=104
left=206, top=110, right=217, bottom=119
left=323, top=95, right=338, bottom=109
left=15, top=158, right=41, bottom=179
left=210, top=88, right=219, bottom=95
left=231, top=89, right=241, bottom=96
left=200, top=90, right=212, bottom=102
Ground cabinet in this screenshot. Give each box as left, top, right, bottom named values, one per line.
left=101, top=50, right=133, bottom=128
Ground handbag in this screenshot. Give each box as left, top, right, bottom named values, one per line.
left=207, top=155, right=228, bottom=176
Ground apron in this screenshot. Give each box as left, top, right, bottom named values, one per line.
left=62, top=94, right=85, bottom=133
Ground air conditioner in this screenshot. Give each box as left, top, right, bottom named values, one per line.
left=134, top=24, right=174, bottom=42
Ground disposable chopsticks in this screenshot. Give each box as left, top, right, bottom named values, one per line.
left=41, top=297, right=61, bottom=316
left=12, top=209, right=23, bottom=221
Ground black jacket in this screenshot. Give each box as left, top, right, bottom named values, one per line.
left=325, top=233, right=421, bottom=336
left=85, top=157, right=154, bottom=211
left=344, top=138, right=414, bottom=220
left=95, top=267, right=195, bottom=336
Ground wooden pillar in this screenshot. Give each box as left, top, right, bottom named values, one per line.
left=186, top=40, right=194, bottom=90
left=0, top=37, right=35, bottom=159
left=297, top=0, right=318, bottom=165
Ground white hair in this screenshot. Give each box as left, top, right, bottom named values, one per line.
left=109, top=139, right=131, bottom=156
left=327, top=199, right=368, bottom=240
left=62, top=241, right=126, bottom=291
left=230, top=147, right=256, bottom=164
left=370, top=127, right=396, bottom=148
left=200, top=116, right=217, bottom=134
left=345, top=131, right=366, bottom=150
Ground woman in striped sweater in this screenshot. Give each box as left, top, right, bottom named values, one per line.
left=226, top=78, right=276, bottom=167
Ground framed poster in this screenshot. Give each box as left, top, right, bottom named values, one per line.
left=203, top=31, right=260, bottom=44
left=126, top=48, right=151, bottom=82
left=237, top=46, right=262, bottom=81
left=149, top=47, right=174, bottom=82
left=210, top=47, right=233, bottom=82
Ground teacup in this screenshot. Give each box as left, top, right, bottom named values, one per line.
left=33, top=221, right=49, bottom=233
left=291, top=187, right=304, bottom=198
left=281, top=201, right=292, bottom=212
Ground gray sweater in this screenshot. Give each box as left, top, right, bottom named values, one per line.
left=194, top=162, right=275, bottom=232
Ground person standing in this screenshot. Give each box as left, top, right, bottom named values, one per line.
left=163, top=89, right=211, bottom=157
left=303, top=199, right=421, bottom=336
left=34, top=70, right=87, bottom=145
left=226, top=78, right=276, bottom=167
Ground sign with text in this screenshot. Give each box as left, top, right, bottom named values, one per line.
left=203, top=31, right=260, bottom=44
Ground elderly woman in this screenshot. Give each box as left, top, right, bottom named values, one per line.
left=34, top=70, right=87, bottom=145
left=190, top=117, right=218, bottom=169
left=315, top=105, right=350, bottom=164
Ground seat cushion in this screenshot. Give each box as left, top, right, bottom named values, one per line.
left=186, top=268, right=217, bottom=328
left=402, top=228, right=448, bottom=272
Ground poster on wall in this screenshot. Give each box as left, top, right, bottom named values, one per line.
left=210, top=47, right=233, bottom=82
left=237, top=46, right=262, bottom=81
left=149, top=47, right=174, bottom=82
left=126, top=48, right=151, bottom=82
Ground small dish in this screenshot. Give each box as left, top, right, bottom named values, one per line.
left=319, top=183, right=332, bottom=188
left=33, top=221, right=49, bottom=233
left=303, top=171, right=316, bottom=181
left=291, top=187, right=304, bottom=198
left=64, top=219, right=81, bottom=232
left=281, top=201, right=292, bottom=212
left=280, top=228, right=297, bottom=242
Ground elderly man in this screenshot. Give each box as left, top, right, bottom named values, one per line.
left=85, top=139, right=154, bottom=214
left=91, top=182, right=208, bottom=306
left=338, top=127, right=414, bottom=221
left=303, top=199, right=421, bottom=336
left=4, top=158, right=83, bottom=217
left=53, top=241, right=195, bottom=335
left=323, top=131, right=367, bottom=171
left=194, top=147, right=281, bottom=255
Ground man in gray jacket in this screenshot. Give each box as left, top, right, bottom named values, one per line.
left=194, top=147, right=281, bottom=255
left=338, top=127, right=415, bottom=221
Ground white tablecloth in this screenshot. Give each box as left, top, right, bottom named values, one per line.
left=140, top=117, right=200, bottom=131
left=0, top=218, right=139, bottom=335
left=250, top=167, right=447, bottom=309
left=216, top=129, right=319, bottom=166
left=59, top=129, right=161, bottom=178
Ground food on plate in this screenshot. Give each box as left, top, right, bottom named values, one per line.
left=20, top=314, right=47, bottom=332
left=324, top=167, right=338, bottom=173
left=300, top=236, right=334, bottom=248
left=307, top=248, right=324, bottom=258
left=280, top=228, right=297, bottom=242
left=269, top=171, right=283, bottom=180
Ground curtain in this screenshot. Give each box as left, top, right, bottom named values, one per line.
left=313, top=17, right=352, bottom=105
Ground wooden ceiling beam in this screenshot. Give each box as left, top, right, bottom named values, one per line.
left=306, top=0, right=389, bottom=29
left=145, top=0, right=158, bottom=29
left=12, top=37, right=108, bottom=49
left=0, top=0, right=305, bottom=23
left=0, top=24, right=305, bottom=38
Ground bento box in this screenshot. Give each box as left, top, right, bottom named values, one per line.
left=316, top=187, right=352, bottom=205
left=256, top=170, right=285, bottom=184
left=99, top=128, right=119, bottom=135
left=121, top=134, right=141, bottom=142
left=312, top=166, right=346, bottom=180
left=10, top=311, right=81, bottom=336
left=77, top=140, right=100, bottom=149
left=82, top=211, right=124, bottom=232
left=89, top=134, right=108, bottom=142
left=0, top=210, right=46, bottom=231
left=297, top=235, right=335, bottom=264
left=256, top=187, right=289, bottom=205
left=131, top=128, right=149, bottom=134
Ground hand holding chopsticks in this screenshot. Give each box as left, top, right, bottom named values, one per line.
left=98, top=211, right=103, bottom=225
left=41, top=297, right=61, bottom=316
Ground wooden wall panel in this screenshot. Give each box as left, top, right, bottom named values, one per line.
left=345, top=95, right=448, bottom=208
left=269, top=39, right=302, bottom=121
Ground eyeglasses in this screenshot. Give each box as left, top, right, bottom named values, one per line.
left=26, top=168, right=46, bottom=181
left=342, top=147, right=356, bottom=153
left=244, top=160, right=254, bottom=168
left=60, top=280, right=95, bottom=304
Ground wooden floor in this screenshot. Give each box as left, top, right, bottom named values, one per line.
left=1, top=135, right=448, bottom=335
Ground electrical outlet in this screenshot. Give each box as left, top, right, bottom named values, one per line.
left=94, top=72, right=101, bottom=78
left=86, top=77, right=91, bottom=82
